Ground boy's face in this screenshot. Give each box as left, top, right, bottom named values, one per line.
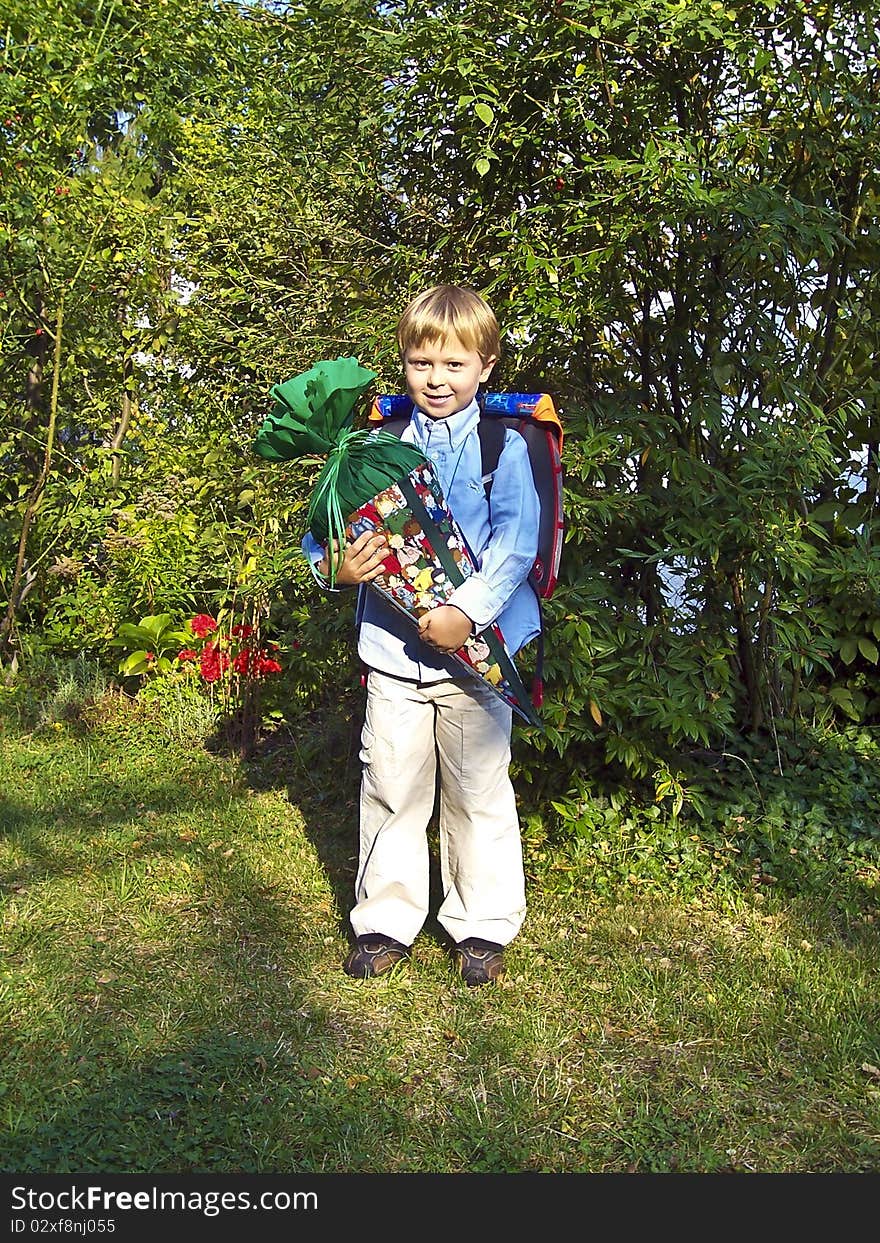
left=402, top=333, right=496, bottom=419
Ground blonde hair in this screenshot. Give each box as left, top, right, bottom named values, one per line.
left=397, top=285, right=500, bottom=363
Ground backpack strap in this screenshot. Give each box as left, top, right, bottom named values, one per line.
left=475, top=415, right=545, bottom=707
left=475, top=415, right=506, bottom=501
left=376, top=414, right=412, bottom=441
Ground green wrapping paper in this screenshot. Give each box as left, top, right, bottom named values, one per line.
left=256, top=357, right=377, bottom=457
left=305, top=427, right=426, bottom=546
left=253, top=356, right=426, bottom=568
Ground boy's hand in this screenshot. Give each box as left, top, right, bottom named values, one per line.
left=418, top=605, right=473, bottom=654
left=318, top=531, right=388, bottom=586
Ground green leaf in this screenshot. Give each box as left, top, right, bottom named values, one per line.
left=137, top=614, right=173, bottom=640
left=810, top=501, right=838, bottom=523
left=840, top=638, right=858, bottom=665
left=474, top=157, right=490, bottom=176
left=113, top=624, right=156, bottom=647
left=121, top=652, right=150, bottom=675
left=474, top=101, right=494, bottom=126
left=858, top=638, right=879, bottom=664
left=828, top=685, right=858, bottom=717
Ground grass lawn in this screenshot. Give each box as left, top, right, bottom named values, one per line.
left=1, top=688, right=878, bottom=1174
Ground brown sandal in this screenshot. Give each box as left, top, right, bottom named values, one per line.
left=454, top=938, right=505, bottom=987
left=343, top=934, right=411, bottom=979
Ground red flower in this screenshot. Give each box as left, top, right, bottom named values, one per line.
left=199, top=642, right=229, bottom=683
left=145, top=652, right=155, bottom=661
left=231, top=623, right=254, bottom=639
left=191, top=613, right=218, bottom=638
left=232, top=648, right=254, bottom=676
left=177, top=649, right=198, bottom=663
left=258, top=656, right=282, bottom=675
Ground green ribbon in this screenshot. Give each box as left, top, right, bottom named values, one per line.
left=308, top=429, right=425, bottom=584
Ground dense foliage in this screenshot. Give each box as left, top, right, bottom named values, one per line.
left=2, top=0, right=879, bottom=814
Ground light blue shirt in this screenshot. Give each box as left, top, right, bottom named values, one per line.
left=302, top=396, right=540, bottom=682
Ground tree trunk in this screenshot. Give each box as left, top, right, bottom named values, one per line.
left=730, top=571, right=763, bottom=732
left=0, top=298, right=64, bottom=655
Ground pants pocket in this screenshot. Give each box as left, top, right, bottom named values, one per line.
left=359, top=720, right=374, bottom=766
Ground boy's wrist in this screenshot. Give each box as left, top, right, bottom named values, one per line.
left=447, top=604, right=476, bottom=633
left=447, top=579, right=501, bottom=635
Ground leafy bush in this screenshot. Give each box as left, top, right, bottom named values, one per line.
left=524, top=722, right=880, bottom=922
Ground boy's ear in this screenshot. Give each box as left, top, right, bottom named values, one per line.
left=479, top=354, right=498, bottom=383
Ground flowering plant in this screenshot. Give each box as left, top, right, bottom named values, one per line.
left=112, top=608, right=283, bottom=757
left=110, top=613, right=192, bottom=676
left=112, top=611, right=282, bottom=687
left=176, top=614, right=283, bottom=687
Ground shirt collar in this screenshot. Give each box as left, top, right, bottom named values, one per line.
left=410, top=397, right=480, bottom=450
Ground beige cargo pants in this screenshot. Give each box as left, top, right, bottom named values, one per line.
left=350, top=668, right=527, bottom=948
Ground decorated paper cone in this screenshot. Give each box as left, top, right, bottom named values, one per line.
left=346, top=460, right=541, bottom=728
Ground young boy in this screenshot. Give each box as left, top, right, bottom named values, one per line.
left=306, top=284, right=540, bottom=986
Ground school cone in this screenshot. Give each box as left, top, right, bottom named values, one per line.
left=346, top=460, right=541, bottom=728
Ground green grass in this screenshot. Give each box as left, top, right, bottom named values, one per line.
left=0, top=687, right=878, bottom=1174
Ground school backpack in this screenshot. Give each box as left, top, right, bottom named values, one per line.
left=368, top=391, right=564, bottom=707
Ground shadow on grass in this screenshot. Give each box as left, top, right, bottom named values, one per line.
left=0, top=705, right=451, bottom=1173
left=0, top=767, right=248, bottom=894
left=235, top=688, right=454, bottom=955
left=0, top=786, right=417, bottom=1173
